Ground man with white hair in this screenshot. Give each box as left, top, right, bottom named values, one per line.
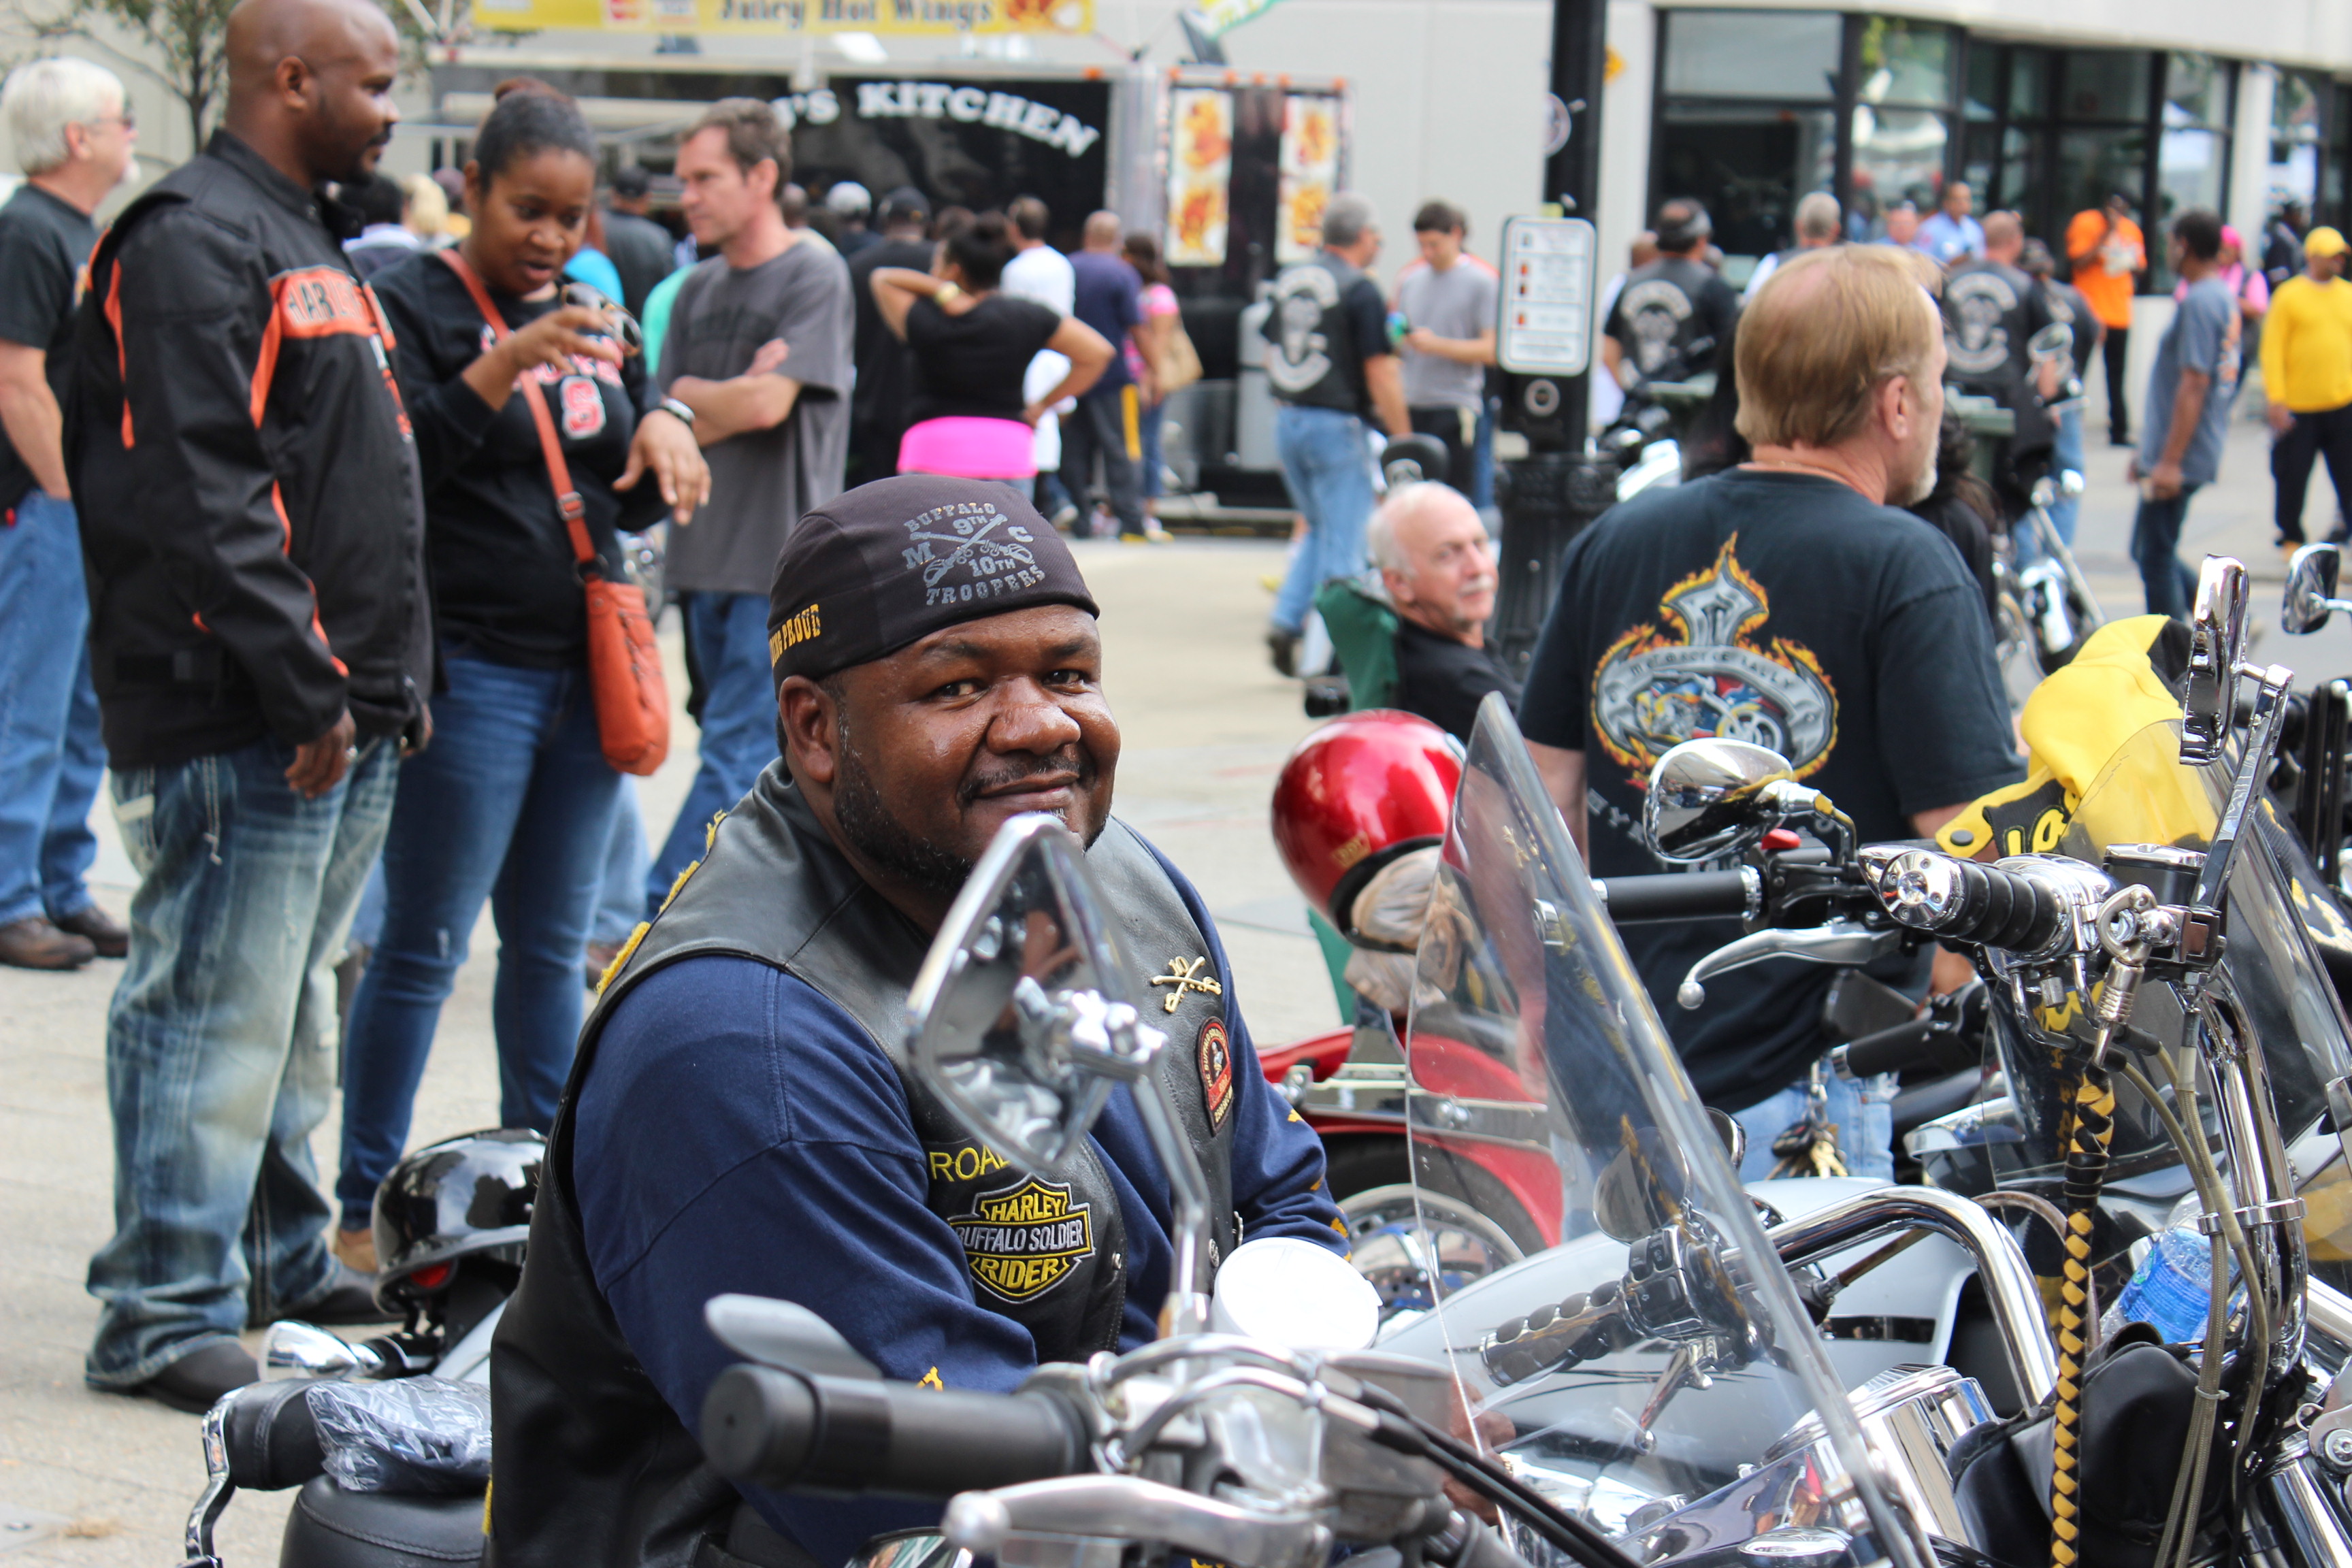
left=0, top=56, right=136, bottom=971
left=1742, top=190, right=1841, bottom=303
left=1262, top=191, right=1409, bottom=675
left=1366, top=483, right=1516, bottom=741
left=823, top=178, right=875, bottom=257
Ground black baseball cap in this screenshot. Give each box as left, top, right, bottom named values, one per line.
left=768, top=476, right=1099, bottom=687
left=880, top=185, right=931, bottom=227
left=611, top=165, right=652, bottom=198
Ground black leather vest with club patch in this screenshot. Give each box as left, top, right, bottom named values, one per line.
left=485, top=764, right=1239, bottom=1568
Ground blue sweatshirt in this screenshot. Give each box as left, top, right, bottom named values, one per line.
left=572, top=846, right=1345, bottom=1566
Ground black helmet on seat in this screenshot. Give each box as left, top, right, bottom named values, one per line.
left=370, top=1128, right=544, bottom=1308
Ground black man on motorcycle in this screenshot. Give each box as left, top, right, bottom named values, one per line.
left=485, top=475, right=1346, bottom=1568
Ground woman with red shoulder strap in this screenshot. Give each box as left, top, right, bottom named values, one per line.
left=334, top=86, right=707, bottom=1269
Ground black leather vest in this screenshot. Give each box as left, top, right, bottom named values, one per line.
left=1262, top=253, right=1373, bottom=416
left=1943, top=257, right=2055, bottom=456
left=486, top=766, right=1239, bottom=1568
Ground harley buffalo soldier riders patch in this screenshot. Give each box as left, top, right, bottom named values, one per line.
left=948, top=1175, right=1095, bottom=1302
left=1197, top=1018, right=1235, bottom=1130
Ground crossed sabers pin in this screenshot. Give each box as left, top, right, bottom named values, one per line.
left=906, top=515, right=1036, bottom=590
left=1148, top=957, right=1223, bottom=1013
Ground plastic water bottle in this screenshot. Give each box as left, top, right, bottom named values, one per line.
left=2100, top=1224, right=2228, bottom=1345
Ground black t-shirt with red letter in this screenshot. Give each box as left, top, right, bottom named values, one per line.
left=372, top=250, right=653, bottom=669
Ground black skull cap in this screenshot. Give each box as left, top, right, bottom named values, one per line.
left=768, top=474, right=1100, bottom=687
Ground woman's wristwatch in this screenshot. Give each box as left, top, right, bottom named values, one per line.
left=657, top=396, right=696, bottom=429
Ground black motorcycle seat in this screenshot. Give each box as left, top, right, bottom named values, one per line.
left=279, top=1475, right=485, bottom=1568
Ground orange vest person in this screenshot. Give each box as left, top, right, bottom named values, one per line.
left=2067, top=192, right=2147, bottom=448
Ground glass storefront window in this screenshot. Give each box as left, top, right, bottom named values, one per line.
left=2159, top=128, right=2225, bottom=225
left=2164, top=52, right=2228, bottom=131
left=1858, top=18, right=1954, bottom=109
left=1852, top=105, right=1948, bottom=226
left=1663, top=11, right=1840, bottom=102
left=2057, top=127, right=2148, bottom=216
left=1965, top=46, right=1997, bottom=122
left=2272, top=71, right=2325, bottom=212
left=1654, top=103, right=1835, bottom=265
left=2010, top=50, right=2048, bottom=120
left=2061, top=52, right=2150, bottom=122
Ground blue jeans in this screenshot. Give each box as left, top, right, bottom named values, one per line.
left=336, top=651, right=621, bottom=1230
left=1138, top=399, right=1167, bottom=502
left=87, top=734, right=397, bottom=1384
left=1272, top=404, right=1378, bottom=634
left=0, top=491, right=103, bottom=928
left=2131, top=484, right=2204, bottom=619
left=1735, top=1059, right=1899, bottom=1184
left=1471, top=398, right=1498, bottom=512
left=2048, top=406, right=2084, bottom=546
left=648, top=591, right=777, bottom=916
left=592, top=783, right=648, bottom=946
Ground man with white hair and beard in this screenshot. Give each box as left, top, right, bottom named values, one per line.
left=1365, top=483, right=1516, bottom=742
left=1517, top=244, right=2021, bottom=1183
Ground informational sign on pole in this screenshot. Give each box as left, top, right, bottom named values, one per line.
left=1495, top=214, right=1596, bottom=377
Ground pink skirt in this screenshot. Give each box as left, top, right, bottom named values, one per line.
left=898, top=415, right=1038, bottom=480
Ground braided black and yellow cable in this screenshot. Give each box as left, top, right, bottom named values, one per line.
left=2048, top=1062, right=2117, bottom=1568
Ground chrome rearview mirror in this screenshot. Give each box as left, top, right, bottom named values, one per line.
left=906, top=815, right=1144, bottom=1175
left=1645, top=737, right=1840, bottom=863
left=2284, top=542, right=2351, bottom=636
left=2183, top=557, right=2251, bottom=764
left=906, top=813, right=1218, bottom=1337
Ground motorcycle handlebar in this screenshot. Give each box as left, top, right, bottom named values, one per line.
left=701, top=1365, right=1089, bottom=1499
left=1869, top=850, right=2065, bottom=954
left=1595, top=869, right=1758, bottom=924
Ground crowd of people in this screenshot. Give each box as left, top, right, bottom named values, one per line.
left=8, top=0, right=2351, bottom=1458
left=0, top=0, right=1285, bottom=1414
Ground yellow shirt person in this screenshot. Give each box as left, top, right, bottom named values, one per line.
left=2261, top=228, right=2352, bottom=414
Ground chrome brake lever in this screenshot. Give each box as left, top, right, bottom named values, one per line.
left=943, top=1476, right=1331, bottom=1568
left=1676, top=920, right=1899, bottom=1010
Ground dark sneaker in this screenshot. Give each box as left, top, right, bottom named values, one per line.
left=125, top=1340, right=259, bottom=1414
left=1267, top=628, right=1300, bottom=679
left=0, top=915, right=96, bottom=970
left=54, top=904, right=129, bottom=958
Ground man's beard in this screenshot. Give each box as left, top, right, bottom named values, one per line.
left=832, top=723, right=1105, bottom=896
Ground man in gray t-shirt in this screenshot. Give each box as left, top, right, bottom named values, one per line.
left=1394, top=201, right=1497, bottom=496
left=2129, top=208, right=2238, bottom=618
left=647, top=99, right=855, bottom=913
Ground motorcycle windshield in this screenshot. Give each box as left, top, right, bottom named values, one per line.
left=1961, top=721, right=2352, bottom=1200
left=1387, top=696, right=1926, bottom=1568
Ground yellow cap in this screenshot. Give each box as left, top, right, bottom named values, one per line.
left=2307, top=226, right=2348, bottom=259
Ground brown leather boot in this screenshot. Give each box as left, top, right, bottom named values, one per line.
left=0, top=915, right=96, bottom=970
left=54, top=904, right=129, bottom=958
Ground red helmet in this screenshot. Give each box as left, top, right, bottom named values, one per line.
left=1271, top=710, right=1463, bottom=941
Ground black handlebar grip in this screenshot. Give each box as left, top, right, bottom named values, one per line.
left=1878, top=851, right=2063, bottom=954
left=701, top=1365, right=1088, bottom=1499
left=1833, top=1019, right=1937, bottom=1079
left=1941, top=861, right=2064, bottom=951
left=1597, top=870, right=1754, bottom=924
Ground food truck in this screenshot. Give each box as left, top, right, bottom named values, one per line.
left=423, top=54, right=1348, bottom=524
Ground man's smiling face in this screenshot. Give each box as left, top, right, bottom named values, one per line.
left=787, top=604, right=1120, bottom=906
